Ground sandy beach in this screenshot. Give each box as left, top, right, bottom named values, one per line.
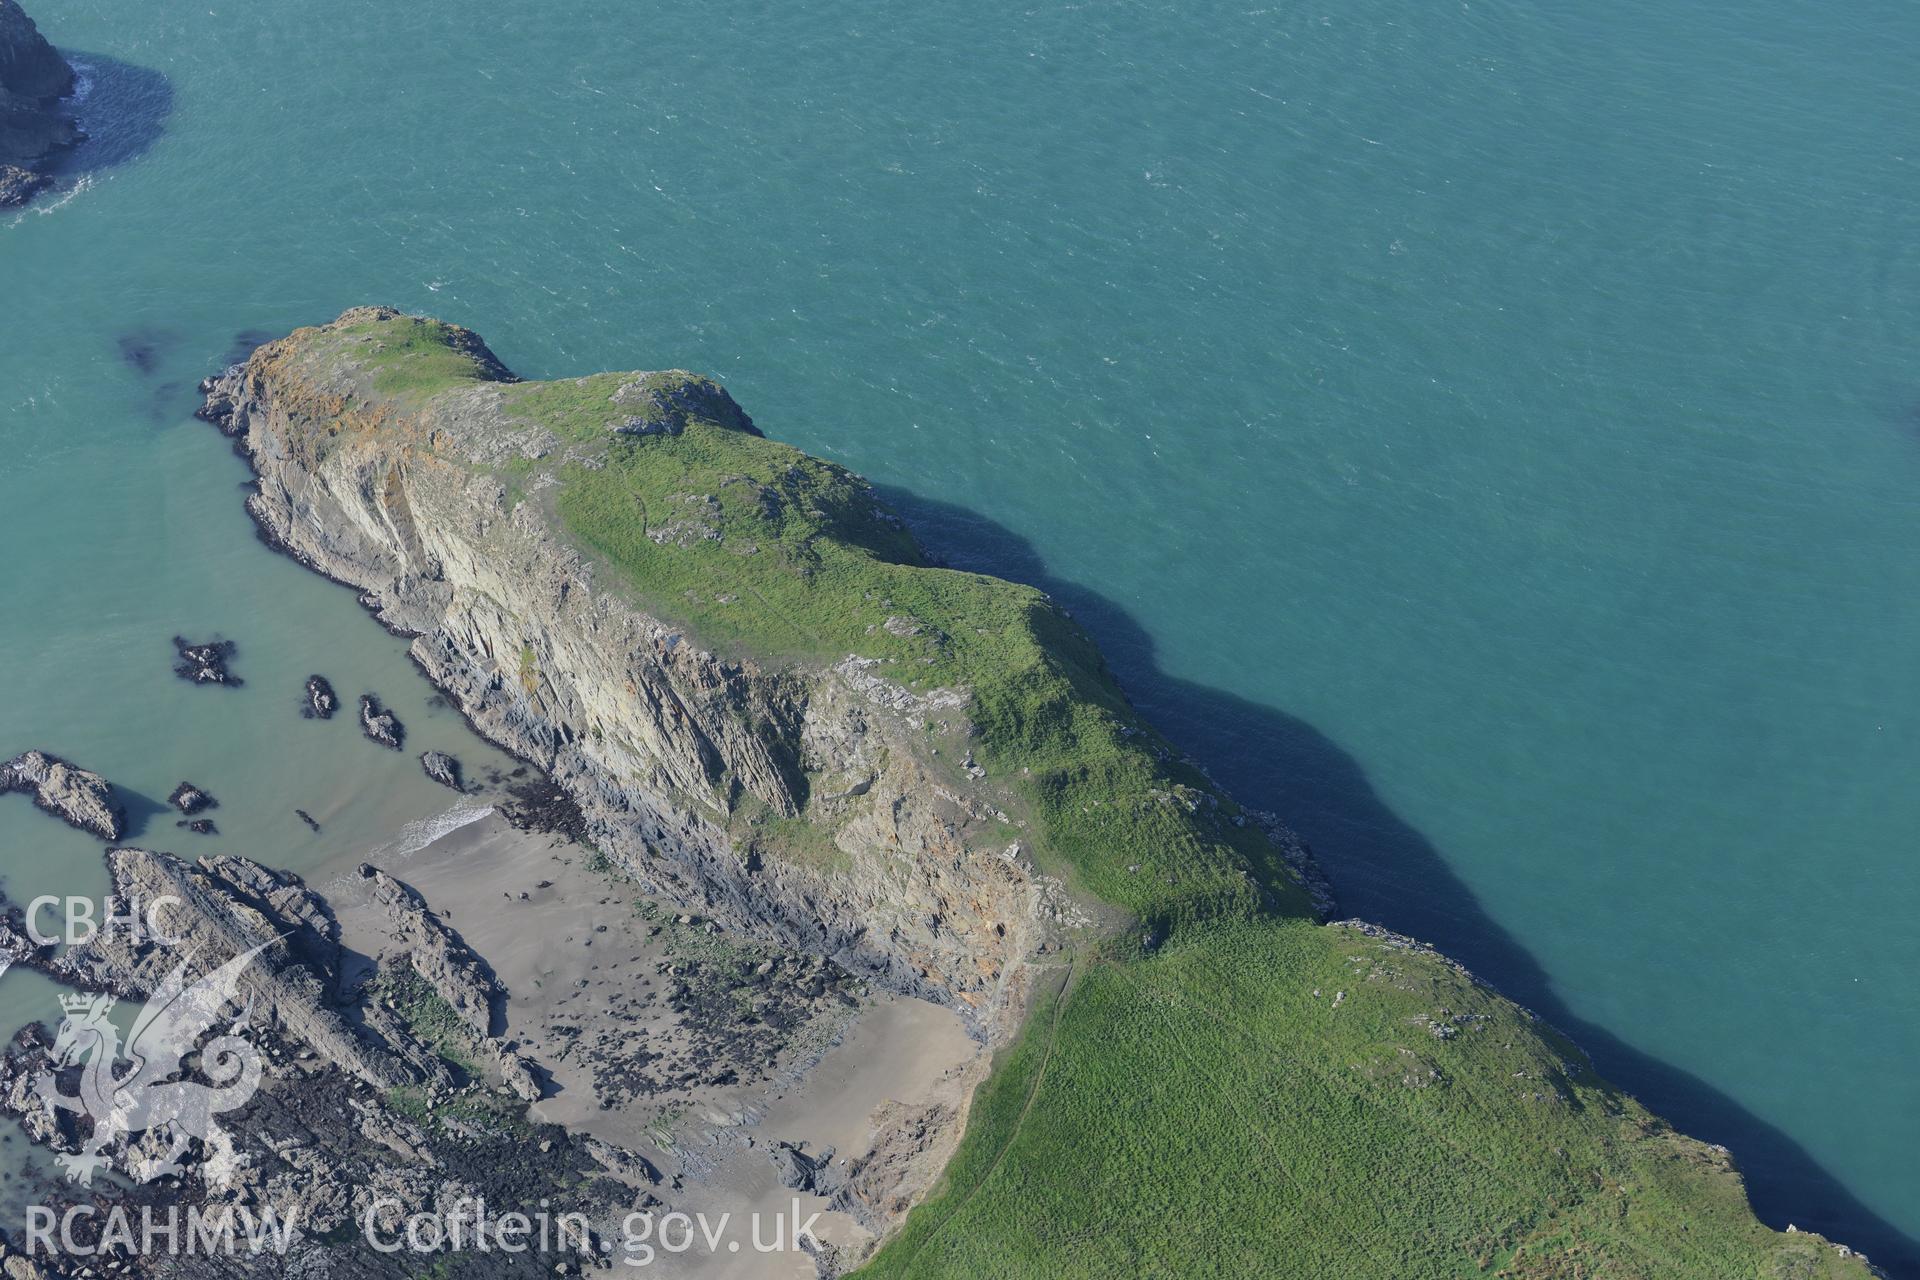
left=318, top=805, right=983, bottom=1275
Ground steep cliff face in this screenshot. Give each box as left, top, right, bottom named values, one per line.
left=0, top=0, right=68, bottom=100
left=0, top=0, right=75, bottom=205
left=202, top=307, right=1091, bottom=1037
left=201, top=311, right=1875, bottom=1279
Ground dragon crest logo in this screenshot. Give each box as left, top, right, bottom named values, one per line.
left=33, top=940, right=273, bottom=1188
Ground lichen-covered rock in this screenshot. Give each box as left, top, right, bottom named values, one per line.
left=0, top=750, right=124, bottom=841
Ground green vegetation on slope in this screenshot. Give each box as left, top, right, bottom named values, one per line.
left=864, top=919, right=1861, bottom=1280
left=550, top=380, right=1305, bottom=932
left=337, top=312, right=513, bottom=398
left=286, top=312, right=1870, bottom=1280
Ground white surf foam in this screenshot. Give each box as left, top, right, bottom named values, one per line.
left=342, top=801, right=495, bottom=883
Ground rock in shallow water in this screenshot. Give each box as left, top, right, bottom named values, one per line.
left=0, top=750, right=124, bottom=841
left=167, top=780, right=215, bottom=815
left=0, top=161, right=48, bottom=205
left=359, top=694, right=404, bottom=750
left=419, top=750, right=463, bottom=792
left=304, top=673, right=338, bottom=719
left=172, top=635, right=240, bottom=686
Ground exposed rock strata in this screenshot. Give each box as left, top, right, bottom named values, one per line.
left=356, top=862, right=501, bottom=1038
left=39, top=848, right=411, bottom=1088
left=0, top=750, right=124, bottom=841
left=0, top=847, right=647, bottom=1276
left=200, top=310, right=1091, bottom=1038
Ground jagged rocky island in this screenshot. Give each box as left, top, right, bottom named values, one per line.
left=0, top=309, right=1872, bottom=1278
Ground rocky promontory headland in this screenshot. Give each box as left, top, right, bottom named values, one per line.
left=185, top=309, right=1876, bottom=1277
left=0, top=0, right=76, bottom=206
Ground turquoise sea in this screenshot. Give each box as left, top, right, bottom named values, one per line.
left=3, top=0, right=1917, bottom=1267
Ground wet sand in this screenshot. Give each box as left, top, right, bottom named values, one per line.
left=321, top=808, right=982, bottom=1275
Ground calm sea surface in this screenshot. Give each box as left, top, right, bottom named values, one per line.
left=3, top=0, right=1917, bottom=1265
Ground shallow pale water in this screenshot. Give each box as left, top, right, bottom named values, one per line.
left=2, top=0, right=1918, bottom=1267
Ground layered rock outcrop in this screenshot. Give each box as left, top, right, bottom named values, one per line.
left=186, top=310, right=1880, bottom=1278
left=0, top=750, right=123, bottom=841
left=202, top=309, right=1076, bottom=1038
left=0, top=0, right=75, bottom=206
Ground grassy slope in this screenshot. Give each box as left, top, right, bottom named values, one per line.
left=282, top=313, right=1869, bottom=1280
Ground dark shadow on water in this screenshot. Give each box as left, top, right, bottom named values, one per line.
left=114, top=787, right=172, bottom=844
left=41, top=51, right=172, bottom=184
left=879, top=484, right=1920, bottom=1277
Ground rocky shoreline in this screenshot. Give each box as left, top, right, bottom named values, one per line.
left=0, top=0, right=76, bottom=207
left=195, top=313, right=1104, bottom=1040
left=0, top=750, right=123, bottom=842
left=0, top=806, right=975, bottom=1277
left=0, top=307, right=1871, bottom=1280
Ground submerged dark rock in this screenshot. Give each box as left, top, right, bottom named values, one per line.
left=359, top=694, right=404, bottom=750
left=117, top=329, right=175, bottom=376
left=220, top=328, right=274, bottom=370
left=175, top=817, right=216, bottom=835
left=294, top=808, right=321, bottom=832
left=303, top=673, right=338, bottom=719
left=167, top=780, right=215, bottom=815
left=0, top=750, right=124, bottom=841
left=420, top=750, right=463, bottom=792
left=0, top=0, right=76, bottom=207
left=171, top=635, right=240, bottom=686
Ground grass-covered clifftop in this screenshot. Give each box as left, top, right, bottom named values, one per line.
left=242, top=311, right=1873, bottom=1279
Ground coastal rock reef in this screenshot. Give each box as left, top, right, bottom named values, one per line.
left=179, top=308, right=1876, bottom=1279
left=0, top=750, right=123, bottom=841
